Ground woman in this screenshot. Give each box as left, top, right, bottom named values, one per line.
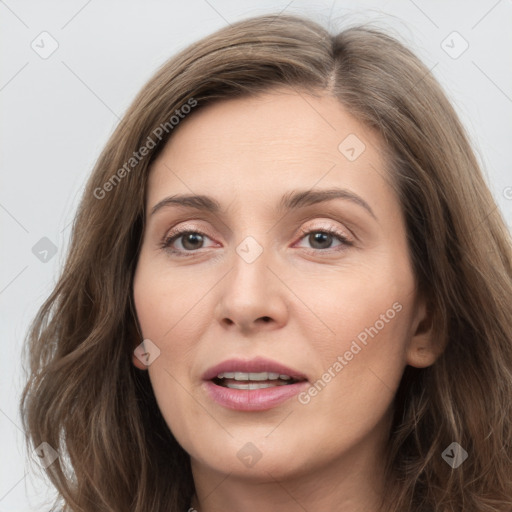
left=20, top=13, right=512, bottom=512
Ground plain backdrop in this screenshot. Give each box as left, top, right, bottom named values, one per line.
left=1, top=1, right=511, bottom=510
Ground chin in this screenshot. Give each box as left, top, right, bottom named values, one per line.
left=187, top=433, right=321, bottom=481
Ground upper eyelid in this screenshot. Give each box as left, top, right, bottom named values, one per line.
left=154, top=204, right=365, bottom=238
left=164, top=218, right=351, bottom=239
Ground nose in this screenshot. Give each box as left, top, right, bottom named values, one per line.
left=214, top=242, right=289, bottom=335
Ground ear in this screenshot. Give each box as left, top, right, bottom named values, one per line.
left=132, top=348, right=148, bottom=370
left=129, top=313, right=148, bottom=371
left=405, top=295, right=442, bottom=368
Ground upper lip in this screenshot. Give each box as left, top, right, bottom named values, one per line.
left=202, top=357, right=308, bottom=381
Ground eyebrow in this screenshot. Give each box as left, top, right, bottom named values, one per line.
left=150, top=187, right=377, bottom=220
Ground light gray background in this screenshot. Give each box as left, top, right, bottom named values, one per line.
left=1, top=1, right=511, bottom=510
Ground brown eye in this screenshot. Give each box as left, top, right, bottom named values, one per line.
left=295, top=226, right=353, bottom=253
left=161, top=229, right=216, bottom=256
left=180, top=232, right=205, bottom=250
left=307, top=232, right=335, bottom=250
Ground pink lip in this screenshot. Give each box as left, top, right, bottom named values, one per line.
left=202, top=357, right=309, bottom=411
left=203, top=380, right=309, bottom=411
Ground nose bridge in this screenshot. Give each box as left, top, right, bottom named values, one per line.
left=229, top=233, right=273, bottom=301
left=214, top=231, right=288, bottom=330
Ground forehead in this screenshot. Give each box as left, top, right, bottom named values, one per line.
left=146, top=89, right=396, bottom=219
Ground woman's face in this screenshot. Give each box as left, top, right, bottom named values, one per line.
left=132, top=88, right=435, bottom=487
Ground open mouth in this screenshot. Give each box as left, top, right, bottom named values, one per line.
left=212, top=371, right=304, bottom=390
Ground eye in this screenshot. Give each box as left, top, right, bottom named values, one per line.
left=159, top=224, right=353, bottom=257
left=160, top=229, right=217, bottom=256
left=294, top=226, right=353, bottom=253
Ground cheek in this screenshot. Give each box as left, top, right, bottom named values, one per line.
left=133, top=255, right=210, bottom=344
left=133, top=261, right=209, bottom=443
left=315, top=307, right=410, bottom=430
left=297, top=267, right=411, bottom=405
left=132, top=258, right=215, bottom=422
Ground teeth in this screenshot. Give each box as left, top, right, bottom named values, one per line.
left=217, top=371, right=292, bottom=381
left=225, top=381, right=286, bottom=390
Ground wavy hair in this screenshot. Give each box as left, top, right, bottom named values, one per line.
left=20, top=13, right=512, bottom=512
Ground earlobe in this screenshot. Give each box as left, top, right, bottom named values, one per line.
left=405, top=297, right=442, bottom=368
left=131, top=332, right=149, bottom=371
left=132, top=353, right=148, bottom=370
left=132, top=337, right=149, bottom=370
left=407, top=343, right=439, bottom=368
left=129, top=310, right=148, bottom=370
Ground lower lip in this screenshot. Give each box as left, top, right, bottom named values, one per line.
left=203, top=380, right=309, bottom=411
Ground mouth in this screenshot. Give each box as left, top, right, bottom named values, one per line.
left=202, top=358, right=309, bottom=411
left=202, top=357, right=308, bottom=385
left=212, top=371, right=304, bottom=389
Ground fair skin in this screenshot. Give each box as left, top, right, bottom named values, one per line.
left=132, top=87, right=438, bottom=512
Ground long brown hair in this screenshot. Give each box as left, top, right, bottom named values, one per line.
left=20, top=13, right=512, bottom=512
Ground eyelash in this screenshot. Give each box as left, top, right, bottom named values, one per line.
left=159, top=225, right=353, bottom=258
